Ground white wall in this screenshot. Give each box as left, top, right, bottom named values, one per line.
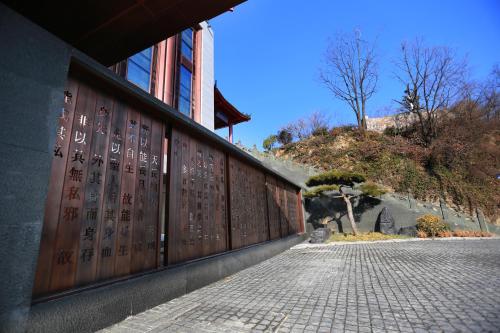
left=200, top=21, right=215, bottom=131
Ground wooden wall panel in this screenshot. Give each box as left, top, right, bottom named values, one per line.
left=265, top=175, right=281, bottom=240
left=33, top=74, right=163, bottom=297
left=34, top=72, right=304, bottom=298
left=228, top=157, right=269, bottom=249
left=167, top=129, right=228, bottom=265
left=277, top=180, right=289, bottom=238
left=285, top=185, right=300, bottom=235
left=33, top=78, right=79, bottom=297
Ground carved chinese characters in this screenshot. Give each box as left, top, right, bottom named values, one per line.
left=33, top=76, right=164, bottom=297
left=228, top=157, right=269, bottom=250
left=167, top=129, right=227, bottom=265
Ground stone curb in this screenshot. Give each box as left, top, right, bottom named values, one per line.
left=293, top=236, right=500, bottom=249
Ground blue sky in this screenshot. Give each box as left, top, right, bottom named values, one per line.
left=211, top=0, right=500, bottom=148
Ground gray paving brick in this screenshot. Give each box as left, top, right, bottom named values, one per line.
left=99, top=239, right=500, bottom=333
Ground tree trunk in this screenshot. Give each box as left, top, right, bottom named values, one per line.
left=342, top=193, right=359, bottom=235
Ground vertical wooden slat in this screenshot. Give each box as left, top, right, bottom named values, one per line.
left=33, top=78, right=79, bottom=297
left=49, top=82, right=96, bottom=292
left=130, top=115, right=151, bottom=273
left=297, top=190, right=305, bottom=234
left=160, top=128, right=169, bottom=267
left=75, top=91, right=114, bottom=286
left=96, top=100, right=127, bottom=280
left=278, top=180, right=289, bottom=238
left=144, top=118, right=162, bottom=269
left=265, top=175, right=281, bottom=241
left=113, top=108, right=140, bottom=277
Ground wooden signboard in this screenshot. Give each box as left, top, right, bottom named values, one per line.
left=167, top=129, right=228, bottom=265
left=265, top=175, right=282, bottom=240
left=33, top=75, right=164, bottom=297
left=228, top=157, right=269, bottom=249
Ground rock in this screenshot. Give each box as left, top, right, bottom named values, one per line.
left=398, top=226, right=417, bottom=237
left=306, top=222, right=315, bottom=236
left=309, top=228, right=332, bottom=243
left=476, top=209, right=489, bottom=232
left=376, top=207, right=397, bottom=235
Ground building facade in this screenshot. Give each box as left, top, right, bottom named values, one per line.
left=111, top=22, right=249, bottom=140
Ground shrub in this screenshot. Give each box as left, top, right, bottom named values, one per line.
left=262, top=135, right=278, bottom=151
left=452, top=230, right=494, bottom=237
left=306, top=170, right=366, bottom=187
left=277, top=128, right=293, bottom=145
left=312, top=126, right=329, bottom=137
left=383, top=126, right=399, bottom=137
left=303, top=184, right=339, bottom=198
left=437, top=230, right=453, bottom=238
left=416, top=214, right=450, bottom=237
left=359, top=181, right=387, bottom=197
left=417, top=230, right=428, bottom=238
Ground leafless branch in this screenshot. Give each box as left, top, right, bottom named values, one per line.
left=319, top=31, right=378, bottom=132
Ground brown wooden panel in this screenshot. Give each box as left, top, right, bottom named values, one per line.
left=95, top=100, right=128, bottom=280
left=265, top=175, right=281, bottom=240
left=130, top=115, right=151, bottom=273
left=144, top=119, right=163, bottom=270
left=228, top=157, right=269, bottom=249
left=48, top=81, right=97, bottom=293
left=113, top=108, right=140, bottom=277
left=277, top=180, right=289, bottom=238
left=34, top=73, right=164, bottom=297
left=286, top=185, right=299, bottom=235
left=297, top=190, right=305, bottom=234
left=33, top=78, right=79, bottom=297
left=75, top=90, right=114, bottom=286
left=167, top=129, right=228, bottom=265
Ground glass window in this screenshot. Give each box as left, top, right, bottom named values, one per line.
left=181, top=29, right=193, bottom=62
left=179, top=65, right=192, bottom=116
left=127, top=47, right=152, bottom=92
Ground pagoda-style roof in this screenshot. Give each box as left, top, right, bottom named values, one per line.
left=2, top=0, right=246, bottom=66
left=214, top=86, right=250, bottom=130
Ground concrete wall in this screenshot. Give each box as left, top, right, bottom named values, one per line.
left=200, top=21, right=215, bottom=131
left=27, top=235, right=306, bottom=333
left=305, top=192, right=500, bottom=235
left=0, top=4, right=72, bottom=332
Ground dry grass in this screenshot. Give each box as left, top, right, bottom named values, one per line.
left=418, top=229, right=495, bottom=238
left=452, top=230, right=493, bottom=237
left=417, top=230, right=428, bottom=238
left=329, top=232, right=410, bottom=242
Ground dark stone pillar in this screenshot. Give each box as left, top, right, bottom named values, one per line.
left=0, top=4, right=71, bottom=332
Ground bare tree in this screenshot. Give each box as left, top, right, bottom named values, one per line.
left=479, top=64, right=500, bottom=120
left=396, top=39, right=466, bottom=145
left=283, top=111, right=331, bottom=140
left=320, top=31, right=378, bottom=133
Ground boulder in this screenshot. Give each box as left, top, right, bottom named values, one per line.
left=376, top=207, right=396, bottom=235
left=398, top=226, right=417, bottom=237
left=309, top=228, right=332, bottom=243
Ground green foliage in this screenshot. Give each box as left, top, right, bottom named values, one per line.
left=416, top=214, right=450, bottom=237
left=359, top=181, right=387, bottom=197
left=262, top=135, right=277, bottom=151
left=306, top=170, right=366, bottom=187
left=303, top=184, right=339, bottom=198
left=383, top=126, right=399, bottom=136
left=311, top=126, right=329, bottom=137
left=277, top=128, right=293, bottom=145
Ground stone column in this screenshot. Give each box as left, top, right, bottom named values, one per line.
left=0, top=5, right=71, bottom=332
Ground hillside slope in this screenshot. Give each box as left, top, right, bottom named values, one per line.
left=272, top=126, right=500, bottom=225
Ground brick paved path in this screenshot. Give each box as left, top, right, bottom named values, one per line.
left=101, top=239, right=500, bottom=332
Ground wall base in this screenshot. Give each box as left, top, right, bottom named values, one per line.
left=27, top=234, right=306, bottom=333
